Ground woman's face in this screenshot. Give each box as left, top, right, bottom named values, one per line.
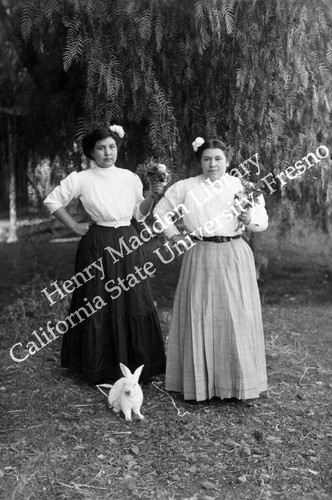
left=200, top=148, right=228, bottom=181
left=92, top=136, right=118, bottom=168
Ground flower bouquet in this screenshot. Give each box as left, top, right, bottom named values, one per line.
left=234, top=178, right=262, bottom=208
left=233, top=179, right=262, bottom=229
left=136, top=159, right=171, bottom=188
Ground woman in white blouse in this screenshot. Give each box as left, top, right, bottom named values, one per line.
left=154, top=138, right=268, bottom=402
left=44, top=125, right=166, bottom=384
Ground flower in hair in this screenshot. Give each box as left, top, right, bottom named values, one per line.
left=192, top=137, right=205, bottom=152
left=109, top=124, right=125, bottom=139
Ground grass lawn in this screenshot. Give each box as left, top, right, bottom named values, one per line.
left=0, top=221, right=331, bottom=499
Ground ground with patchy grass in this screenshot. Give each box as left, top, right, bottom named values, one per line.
left=0, top=222, right=331, bottom=499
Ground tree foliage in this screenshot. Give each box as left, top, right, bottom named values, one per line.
left=0, top=0, right=89, bottom=210
left=20, top=1, right=332, bottom=150
left=2, top=0, right=332, bottom=224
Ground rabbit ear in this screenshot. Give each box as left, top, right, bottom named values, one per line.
left=133, top=364, right=144, bottom=381
left=119, top=363, right=132, bottom=378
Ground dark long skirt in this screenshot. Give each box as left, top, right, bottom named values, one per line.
left=61, top=224, right=166, bottom=383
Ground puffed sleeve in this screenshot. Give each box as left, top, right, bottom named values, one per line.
left=153, top=180, right=188, bottom=239
left=132, top=174, right=146, bottom=221
left=43, top=171, right=80, bottom=214
left=245, top=194, right=268, bottom=232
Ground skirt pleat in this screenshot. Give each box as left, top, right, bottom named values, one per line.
left=61, top=224, right=165, bottom=383
left=165, top=237, right=267, bottom=401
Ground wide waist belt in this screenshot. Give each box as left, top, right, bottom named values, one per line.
left=193, top=235, right=241, bottom=243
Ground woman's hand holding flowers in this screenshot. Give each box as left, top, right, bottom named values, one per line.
left=136, top=160, right=171, bottom=200
left=233, top=179, right=261, bottom=229
left=237, top=210, right=251, bottom=226
left=148, top=181, right=165, bottom=198
left=137, top=162, right=171, bottom=216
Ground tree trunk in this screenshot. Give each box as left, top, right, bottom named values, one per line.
left=7, top=116, right=18, bottom=243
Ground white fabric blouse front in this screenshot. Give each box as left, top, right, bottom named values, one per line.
left=43, top=165, right=145, bottom=226
left=154, top=173, right=268, bottom=238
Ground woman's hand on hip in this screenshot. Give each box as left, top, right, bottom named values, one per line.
left=73, top=222, right=91, bottom=236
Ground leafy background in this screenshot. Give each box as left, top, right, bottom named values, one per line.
left=0, top=0, right=331, bottom=230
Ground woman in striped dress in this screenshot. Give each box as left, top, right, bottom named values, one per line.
left=154, top=137, right=268, bottom=401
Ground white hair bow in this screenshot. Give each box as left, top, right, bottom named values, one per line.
left=192, top=137, right=205, bottom=152
left=109, top=125, right=125, bottom=138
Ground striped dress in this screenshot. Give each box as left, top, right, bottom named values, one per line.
left=154, top=173, right=268, bottom=401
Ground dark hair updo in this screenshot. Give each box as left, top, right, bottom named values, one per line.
left=194, top=139, right=228, bottom=162
left=82, top=127, right=124, bottom=160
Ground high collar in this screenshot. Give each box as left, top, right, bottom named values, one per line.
left=201, top=172, right=229, bottom=182
left=91, top=161, right=117, bottom=172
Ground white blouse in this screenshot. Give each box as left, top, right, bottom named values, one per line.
left=43, top=165, right=145, bottom=226
left=154, top=173, right=268, bottom=239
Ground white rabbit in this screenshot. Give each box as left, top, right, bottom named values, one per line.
left=97, top=363, right=144, bottom=421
